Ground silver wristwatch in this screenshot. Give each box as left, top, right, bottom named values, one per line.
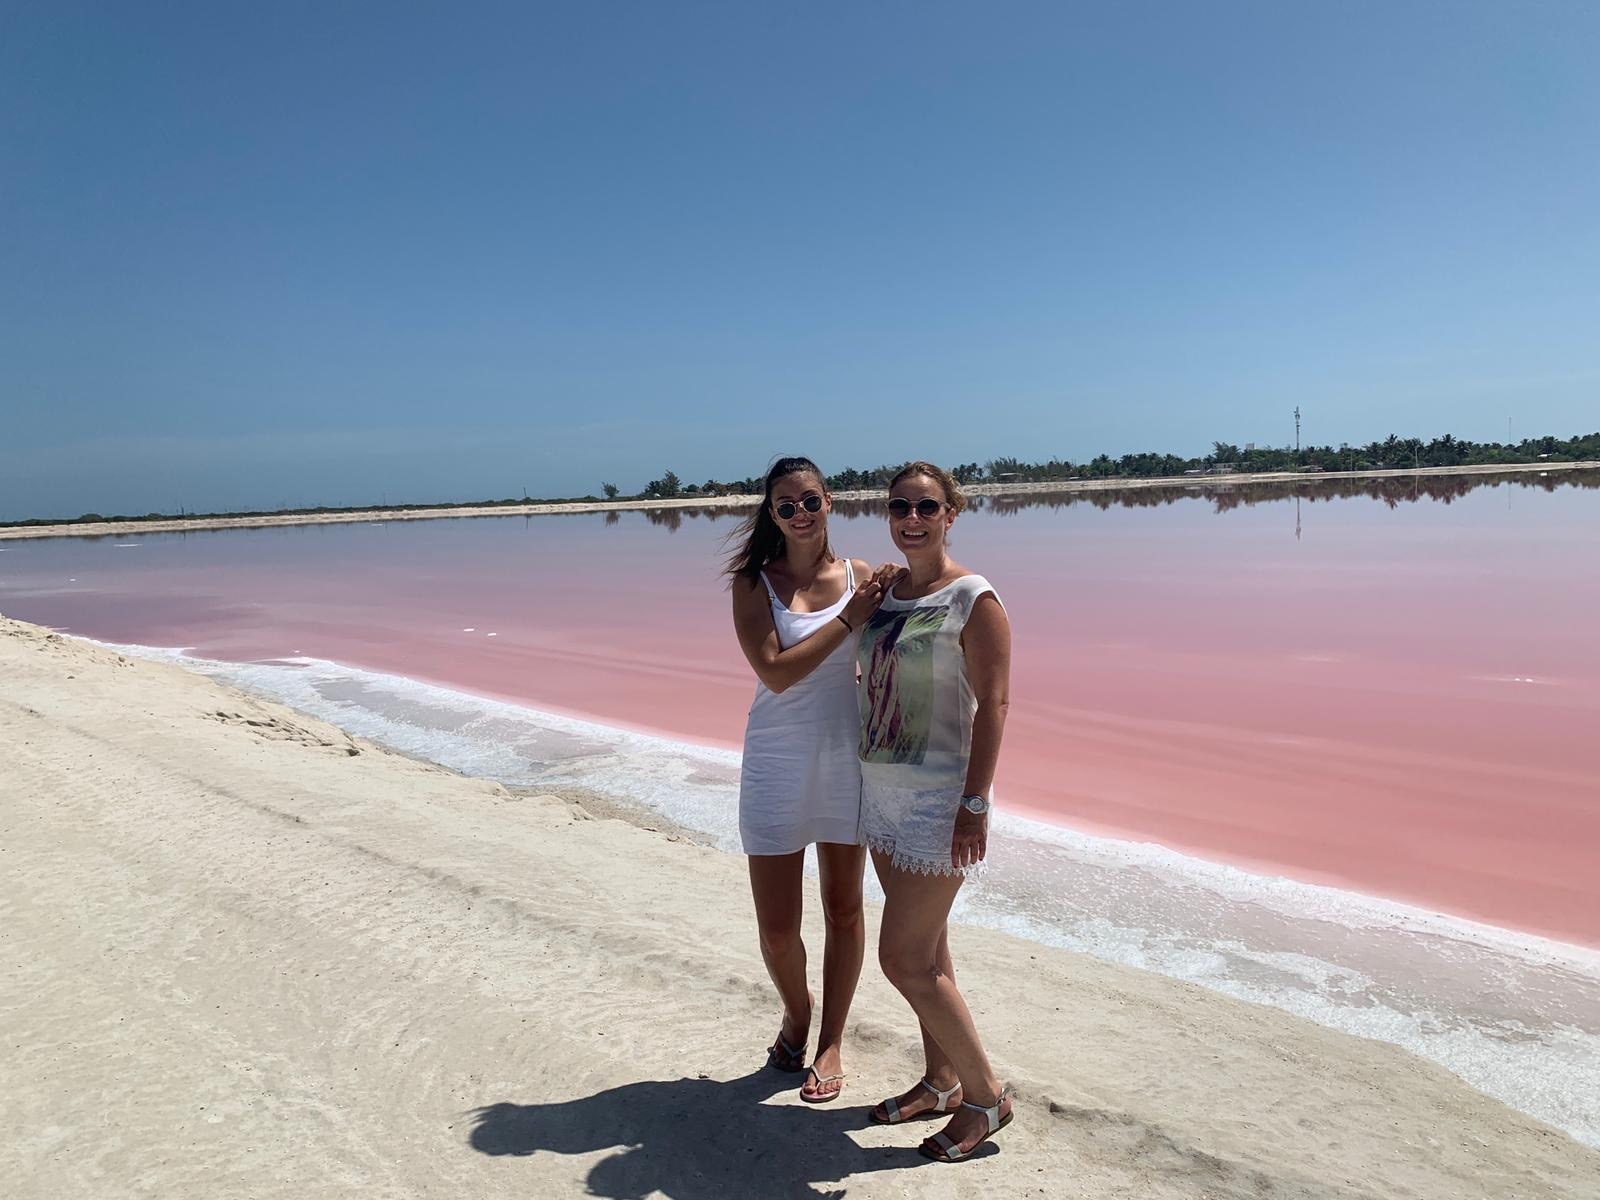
left=959, top=793, right=990, bottom=815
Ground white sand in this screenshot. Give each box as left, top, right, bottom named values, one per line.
left=2, top=614, right=1595, bottom=1198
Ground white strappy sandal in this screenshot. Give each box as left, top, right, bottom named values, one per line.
left=919, top=1085, right=1015, bottom=1163
left=870, top=1077, right=962, bottom=1124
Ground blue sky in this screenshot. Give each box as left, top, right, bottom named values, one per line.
left=3, top=1, right=1597, bottom=518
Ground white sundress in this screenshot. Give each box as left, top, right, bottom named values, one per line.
left=857, top=574, right=1002, bottom=877
left=738, top=559, right=865, bottom=855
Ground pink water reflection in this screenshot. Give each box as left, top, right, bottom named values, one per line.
left=4, top=477, right=1597, bottom=946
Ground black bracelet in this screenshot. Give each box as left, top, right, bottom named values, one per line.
left=835, top=614, right=854, bottom=633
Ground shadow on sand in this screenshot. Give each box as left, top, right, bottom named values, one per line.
left=469, top=1067, right=986, bottom=1198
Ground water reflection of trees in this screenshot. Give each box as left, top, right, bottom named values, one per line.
left=981, top=469, right=1600, bottom=516
left=608, top=467, right=1600, bottom=524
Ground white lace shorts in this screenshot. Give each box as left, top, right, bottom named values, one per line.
left=861, top=777, right=984, bottom=879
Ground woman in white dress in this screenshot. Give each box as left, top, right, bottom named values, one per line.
left=728, top=455, right=893, bottom=1103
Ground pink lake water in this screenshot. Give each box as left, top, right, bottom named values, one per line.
left=4, top=471, right=1599, bottom=1143
left=5, top=473, right=1597, bottom=946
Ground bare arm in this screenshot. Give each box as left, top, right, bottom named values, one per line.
left=731, top=560, right=885, bottom=695
left=951, top=591, right=1011, bottom=868
left=960, top=592, right=1011, bottom=798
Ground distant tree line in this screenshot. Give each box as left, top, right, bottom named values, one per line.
left=602, top=467, right=1600, bottom=534
left=5, top=431, right=1595, bottom=529
left=633, top=430, right=1600, bottom=498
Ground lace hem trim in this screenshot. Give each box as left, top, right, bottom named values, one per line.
left=864, top=834, right=986, bottom=879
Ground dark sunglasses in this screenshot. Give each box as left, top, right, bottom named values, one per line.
left=773, top=494, right=824, bottom=521
left=887, top=497, right=947, bottom=519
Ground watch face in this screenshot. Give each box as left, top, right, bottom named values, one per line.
left=962, top=794, right=988, bottom=813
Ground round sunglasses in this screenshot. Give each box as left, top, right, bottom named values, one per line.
left=886, top=497, right=948, bottom=519
left=773, top=494, right=824, bottom=521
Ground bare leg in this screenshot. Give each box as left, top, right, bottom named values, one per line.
left=748, top=851, right=811, bottom=1063
left=872, top=849, right=1013, bottom=1152
left=921, top=927, right=957, bottom=1078
left=872, top=923, right=962, bottom=1119
left=802, top=842, right=865, bottom=1099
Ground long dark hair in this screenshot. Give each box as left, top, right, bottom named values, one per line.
left=723, top=455, right=833, bottom=583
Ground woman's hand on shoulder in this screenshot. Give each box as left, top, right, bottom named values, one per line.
left=842, top=561, right=905, bottom=628
left=871, top=561, right=904, bottom=591
left=842, top=567, right=888, bottom=629
left=838, top=560, right=896, bottom=629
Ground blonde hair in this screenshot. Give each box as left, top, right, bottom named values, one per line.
left=888, top=460, right=967, bottom=513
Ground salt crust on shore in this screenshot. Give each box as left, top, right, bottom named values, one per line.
left=2, top=614, right=1595, bottom=1199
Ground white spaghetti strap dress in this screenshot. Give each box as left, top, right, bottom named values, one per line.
left=738, top=559, right=865, bottom=855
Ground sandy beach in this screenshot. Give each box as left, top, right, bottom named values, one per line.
left=2, top=614, right=1596, bottom=1199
